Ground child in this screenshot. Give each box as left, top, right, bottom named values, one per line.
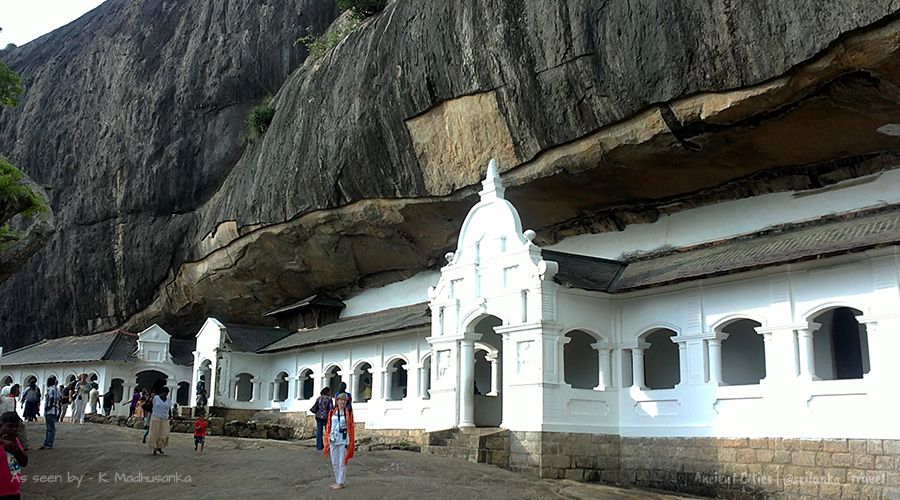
left=193, top=415, right=208, bottom=454
left=0, top=411, right=28, bottom=498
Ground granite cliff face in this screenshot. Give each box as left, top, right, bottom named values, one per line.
left=1, top=0, right=899, bottom=346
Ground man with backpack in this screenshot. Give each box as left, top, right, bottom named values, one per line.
left=311, top=387, right=333, bottom=451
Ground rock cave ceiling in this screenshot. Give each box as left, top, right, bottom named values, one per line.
left=0, top=1, right=899, bottom=346
left=128, top=14, right=900, bottom=336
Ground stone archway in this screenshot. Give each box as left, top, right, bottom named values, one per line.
left=135, top=370, right=168, bottom=393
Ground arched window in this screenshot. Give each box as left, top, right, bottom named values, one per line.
left=172, top=381, right=189, bottom=406
left=354, top=363, right=373, bottom=402
left=719, top=319, right=765, bottom=385
left=387, top=359, right=407, bottom=401
left=811, top=307, right=869, bottom=380
left=235, top=373, right=254, bottom=402
left=0, top=376, right=12, bottom=387
left=135, top=370, right=168, bottom=392
left=24, top=375, right=37, bottom=386
left=298, top=369, right=314, bottom=400
left=110, top=378, right=125, bottom=403
left=642, top=329, right=680, bottom=389
left=273, top=372, right=289, bottom=402
left=564, top=330, right=600, bottom=389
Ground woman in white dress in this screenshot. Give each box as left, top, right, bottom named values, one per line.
left=147, top=387, right=172, bottom=455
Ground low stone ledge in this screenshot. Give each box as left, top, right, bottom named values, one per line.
left=84, top=414, right=295, bottom=440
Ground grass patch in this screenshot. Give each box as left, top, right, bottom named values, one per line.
left=298, top=15, right=362, bottom=61
left=246, top=96, right=275, bottom=139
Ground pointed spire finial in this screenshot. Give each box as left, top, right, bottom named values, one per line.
left=479, top=158, right=505, bottom=200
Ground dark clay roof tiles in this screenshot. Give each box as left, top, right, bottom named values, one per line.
left=1, top=331, right=137, bottom=366
left=258, top=302, right=431, bottom=353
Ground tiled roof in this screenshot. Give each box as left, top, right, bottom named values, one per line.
left=263, top=294, right=345, bottom=317
left=1, top=331, right=137, bottom=366
left=542, top=249, right=625, bottom=292
left=611, top=208, right=900, bottom=291
left=258, top=303, right=431, bottom=353
left=221, top=324, right=293, bottom=353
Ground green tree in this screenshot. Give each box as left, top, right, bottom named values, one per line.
left=0, top=59, right=24, bottom=107
left=0, top=27, right=54, bottom=280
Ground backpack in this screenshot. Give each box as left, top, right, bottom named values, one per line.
left=25, top=387, right=41, bottom=403
left=314, top=396, right=330, bottom=420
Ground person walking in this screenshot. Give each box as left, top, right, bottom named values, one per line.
left=140, top=390, right=153, bottom=444
left=312, top=387, right=332, bottom=451
left=127, top=388, right=141, bottom=417
left=40, top=376, right=61, bottom=450
left=323, top=393, right=355, bottom=490
left=73, top=374, right=90, bottom=424
left=59, top=382, right=71, bottom=425
left=102, top=386, right=116, bottom=416
left=20, top=381, right=41, bottom=422
left=147, top=387, right=172, bottom=455
left=193, top=414, right=208, bottom=454
left=89, top=383, right=100, bottom=415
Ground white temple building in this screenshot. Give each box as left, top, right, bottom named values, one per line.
left=191, top=160, right=900, bottom=441
left=0, top=324, right=194, bottom=415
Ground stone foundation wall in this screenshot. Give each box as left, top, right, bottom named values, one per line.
left=356, top=426, right=427, bottom=447
left=508, top=431, right=620, bottom=483
left=511, top=433, right=900, bottom=499
left=619, top=437, right=900, bottom=499
left=84, top=414, right=295, bottom=440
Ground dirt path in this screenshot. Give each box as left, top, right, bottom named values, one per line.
left=19, top=422, right=692, bottom=499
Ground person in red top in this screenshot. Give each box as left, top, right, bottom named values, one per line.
left=193, top=415, right=208, bottom=454
left=0, top=411, right=28, bottom=498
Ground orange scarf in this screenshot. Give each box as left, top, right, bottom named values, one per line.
left=323, top=406, right=355, bottom=464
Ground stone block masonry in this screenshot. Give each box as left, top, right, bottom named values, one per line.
left=501, top=433, right=900, bottom=498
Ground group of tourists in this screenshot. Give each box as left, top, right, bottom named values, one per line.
left=311, top=382, right=356, bottom=491
left=0, top=374, right=360, bottom=494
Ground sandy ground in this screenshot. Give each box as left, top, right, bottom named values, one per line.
left=17, top=422, right=693, bottom=500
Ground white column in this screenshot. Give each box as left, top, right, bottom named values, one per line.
left=349, top=372, right=358, bottom=400
left=487, top=354, right=499, bottom=396
left=677, top=343, right=688, bottom=385
left=459, top=338, right=476, bottom=428
left=252, top=381, right=262, bottom=402
left=231, top=379, right=238, bottom=400
left=631, top=345, right=647, bottom=390
left=796, top=323, right=820, bottom=380
left=381, top=369, right=393, bottom=400
left=708, top=335, right=726, bottom=385
left=592, top=342, right=611, bottom=391
left=417, top=367, right=427, bottom=399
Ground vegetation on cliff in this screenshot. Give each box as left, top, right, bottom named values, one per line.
left=247, top=96, right=276, bottom=139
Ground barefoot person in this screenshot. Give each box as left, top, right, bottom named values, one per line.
left=0, top=411, right=28, bottom=498
left=147, top=387, right=172, bottom=455
left=323, top=392, right=355, bottom=490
